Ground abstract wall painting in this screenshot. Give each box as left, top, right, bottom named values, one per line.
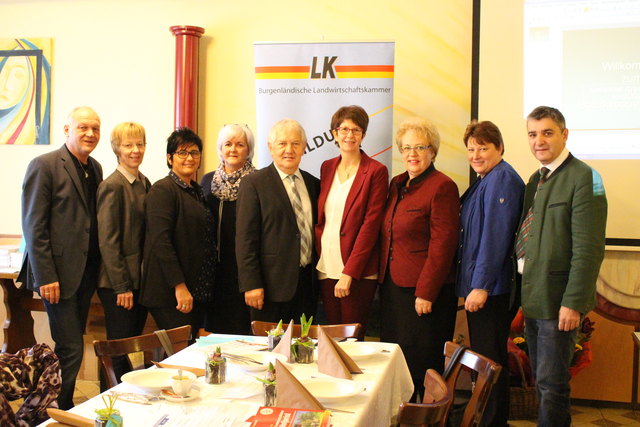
left=0, top=38, right=52, bottom=145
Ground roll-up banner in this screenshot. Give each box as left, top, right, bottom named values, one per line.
left=254, top=41, right=395, bottom=177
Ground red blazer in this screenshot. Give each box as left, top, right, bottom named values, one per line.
left=378, top=167, right=460, bottom=301
left=314, top=151, right=389, bottom=280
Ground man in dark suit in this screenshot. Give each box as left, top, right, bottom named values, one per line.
left=18, top=106, right=103, bottom=409
left=236, top=118, right=320, bottom=323
left=516, top=106, right=607, bottom=426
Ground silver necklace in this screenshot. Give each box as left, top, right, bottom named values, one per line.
left=79, top=162, right=89, bottom=178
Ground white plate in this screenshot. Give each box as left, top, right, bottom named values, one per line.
left=161, top=384, right=200, bottom=402
left=226, top=351, right=287, bottom=372
left=337, top=342, right=379, bottom=360
left=301, top=378, right=365, bottom=402
left=121, top=368, right=193, bottom=392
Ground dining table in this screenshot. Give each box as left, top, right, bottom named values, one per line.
left=40, top=333, right=414, bottom=427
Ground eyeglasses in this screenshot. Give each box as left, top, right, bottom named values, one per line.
left=335, top=127, right=363, bottom=136
left=174, top=150, right=201, bottom=159
left=120, top=143, right=146, bottom=150
left=400, top=145, right=431, bottom=153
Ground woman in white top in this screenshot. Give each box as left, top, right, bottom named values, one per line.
left=314, top=105, right=388, bottom=340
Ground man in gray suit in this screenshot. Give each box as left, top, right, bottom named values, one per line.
left=236, top=118, right=320, bottom=323
left=19, top=106, right=103, bottom=409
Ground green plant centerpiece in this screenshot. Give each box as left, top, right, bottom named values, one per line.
left=292, top=314, right=314, bottom=364
left=267, top=319, right=285, bottom=351
left=205, top=346, right=226, bottom=384
left=256, top=361, right=277, bottom=406
left=94, top=394, right=122, bottom=427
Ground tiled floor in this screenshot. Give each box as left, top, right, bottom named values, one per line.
left=73, top=378, right=101, bottom=406
left=510, top=405, right=640, bottom=426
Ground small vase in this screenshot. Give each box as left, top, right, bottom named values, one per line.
left=264, top=383, right=276, bottom=407
left=268, top=335, right=282, bottom=351
left=205, top=355, right=226, bottom=384
left=95, top=411, right=122, bottom=427
left=294, top=342, right=314, bottom=364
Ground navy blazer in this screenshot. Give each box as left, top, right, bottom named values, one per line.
left=455, top=160, right=524, bottom=298
left=236, top=163, right=320, bottom=302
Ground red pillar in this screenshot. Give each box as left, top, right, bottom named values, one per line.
left=170, top=25, right=205, bottom=132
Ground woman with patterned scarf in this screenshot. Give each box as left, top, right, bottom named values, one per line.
left=201, top=124, right=256, bottom=334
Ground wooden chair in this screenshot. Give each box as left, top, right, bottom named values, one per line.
left=250, top=321, right=361, bottom=340
left=396, top=369, right=452, bottom=427
left=93, top=325, right=192, bottom=389
left=196, top=328, right=211, bottom=338
left=439, top=341, right=502, bottom=427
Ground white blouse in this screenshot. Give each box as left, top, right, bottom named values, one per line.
left=316, top=172, right=355, bottom=280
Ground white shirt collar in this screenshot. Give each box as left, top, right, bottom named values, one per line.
left=117, top=164, right=143, bottom=184
left=273, top=164, right=303, bottom=181
left=541, top=148, right=570, bottom=178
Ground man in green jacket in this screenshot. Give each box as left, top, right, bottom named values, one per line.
left=516, top=106, right=607, bottom=427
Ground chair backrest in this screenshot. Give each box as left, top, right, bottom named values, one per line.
left=439, top=341, right=502, bottom=427
left=196, top=328, right=211, bottom=338
left=93, top=325, right=192, bottom=389
left=250, top=321, right=361, bottom=340
left=397, top=369, right=452, bottom=427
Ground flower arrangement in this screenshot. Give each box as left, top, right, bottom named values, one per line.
left=509, top=308, right=595, bottom=385
left=267, top=319, right=285, bottom=351
left=205, top=346, right=226, bottom=384
left=255, top=361, right=277, bottom=406
left=292, top=314, right=314, bottom=363
left=267, top=320, right=285, bottom=337
left=94, top=394, right=122, bottom=426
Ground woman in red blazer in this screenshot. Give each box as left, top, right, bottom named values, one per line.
left=378, top=117, right=459, bottom=399
left=315, top=105, right=388, bottom=340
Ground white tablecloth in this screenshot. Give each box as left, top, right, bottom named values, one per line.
left=41, top=334, right=413, bottom=427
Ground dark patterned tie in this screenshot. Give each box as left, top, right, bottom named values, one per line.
left=515, top=167, right=550, bottom=258
left=287, top=175, right=312, bottom=266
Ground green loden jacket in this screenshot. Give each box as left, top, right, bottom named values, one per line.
left=518, top=153, right=607, bottom=319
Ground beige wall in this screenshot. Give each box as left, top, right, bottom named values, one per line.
left=0, top=0, right=473, bottom=234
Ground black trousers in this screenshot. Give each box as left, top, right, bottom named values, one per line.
left=97, top=288, right=148, bottom=391
left=204, top=262, right=251, bottom=335
left=42, top=276, right=95, bottom=410
left=380, top=274, right=457, bottom=401
left=148, top=302, right=205, bottom=342
left=249, top=265, right=317, bottom=324
left=466, top=293, right=511, bottom=427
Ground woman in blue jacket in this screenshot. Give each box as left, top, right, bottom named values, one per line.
left=456, top=121, right=524, bottom=426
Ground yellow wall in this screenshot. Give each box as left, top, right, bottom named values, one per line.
left=0, top=0, right=472, bottom=234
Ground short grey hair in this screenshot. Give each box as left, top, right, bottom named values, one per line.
left=268, top=118, right=307, bottom=146
left=216, top=124, right=255, bottom=163
left=66, top=106, right=99, bottom=125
